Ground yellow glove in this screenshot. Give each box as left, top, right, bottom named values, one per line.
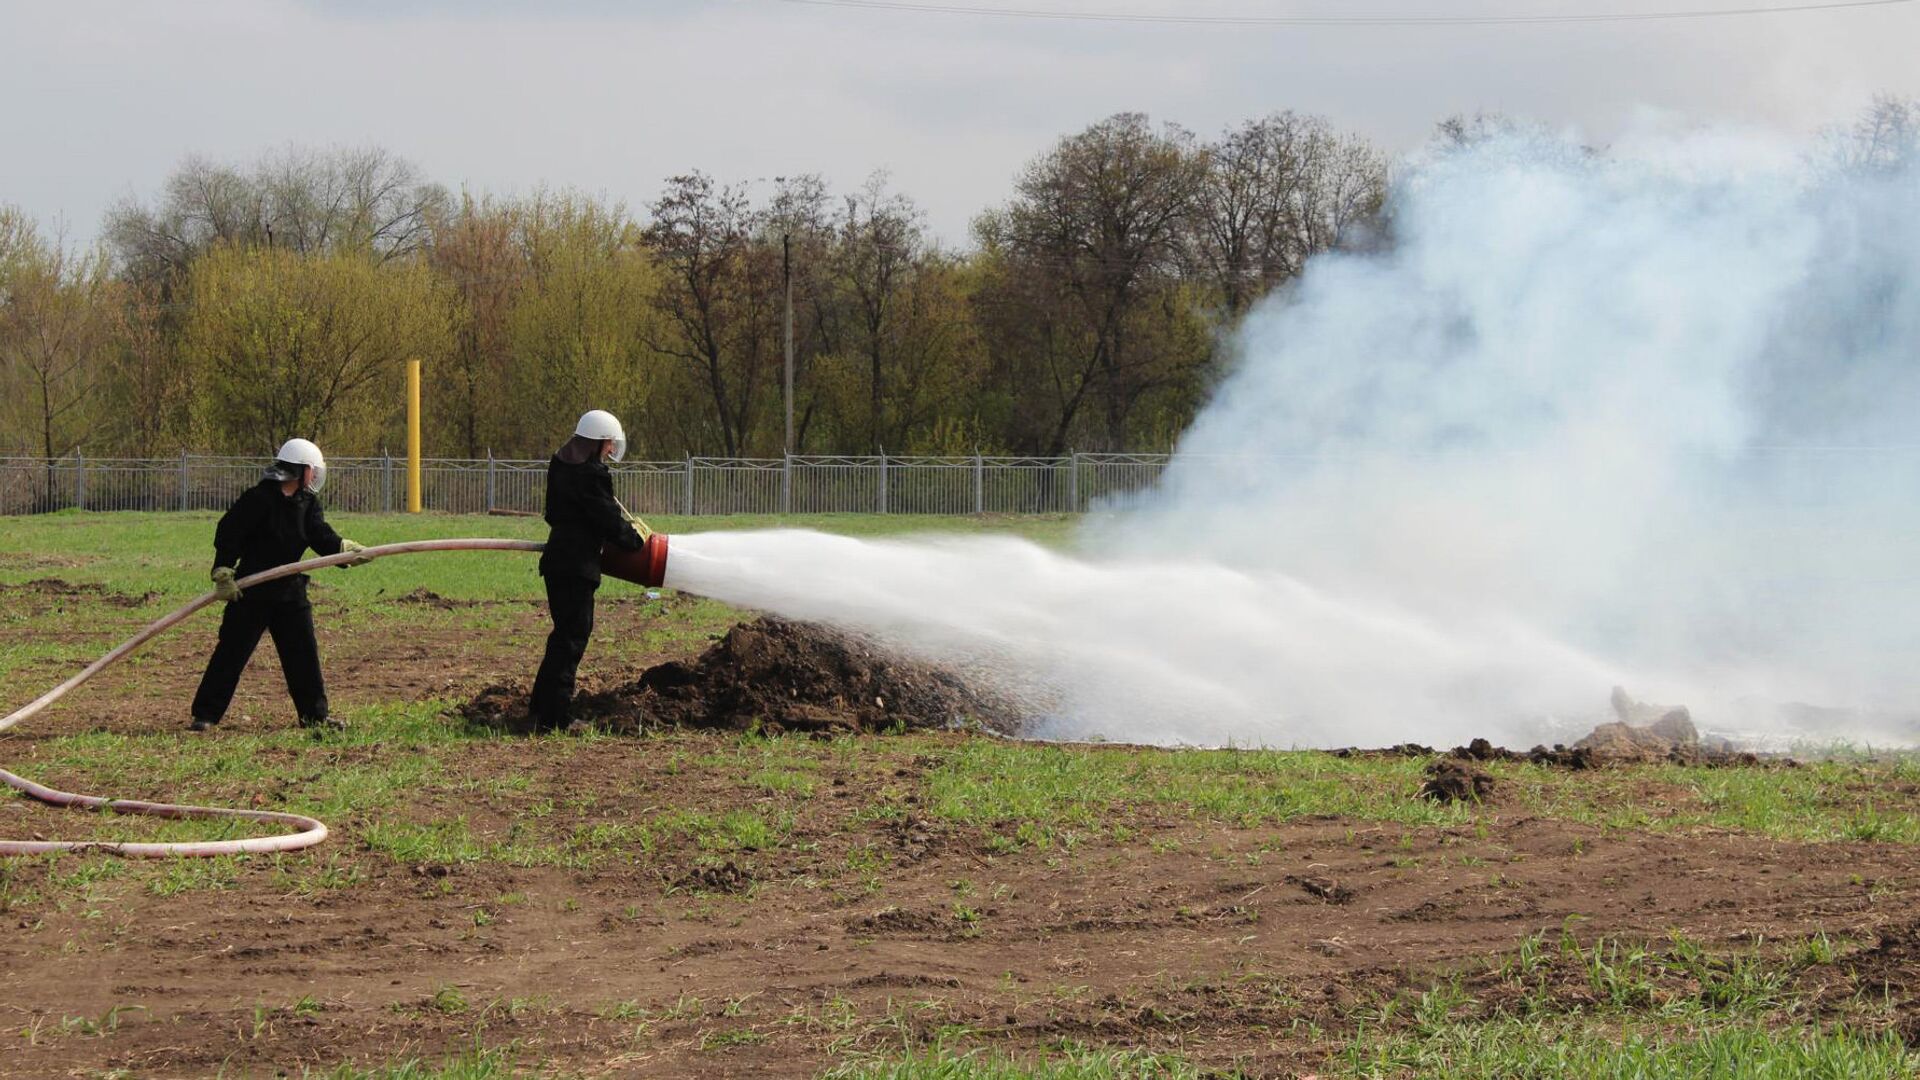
left=622, top=510, right=653, bottom=541
left=210, top=566, right=242, bottom=603
left=338, top=539, right=374, bottom=567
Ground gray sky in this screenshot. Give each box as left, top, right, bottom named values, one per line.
left=3, top=0, right=1916, bottom=244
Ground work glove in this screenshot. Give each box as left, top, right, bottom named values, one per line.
left=338, top=539, right=374, bottom=567
left=622, top=510, right=653, bottom=541
left=210, top=566, right=242, bottom=603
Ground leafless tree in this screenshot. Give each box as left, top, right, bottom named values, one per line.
left=104, top=146, right=447, bottom=293
left=1192, top=112, right=1387, bottom=317
left=1818, top=94, right=1919, bottom=176
left=986, top=113, right=1208, bottom=452
left=644, top=173, right=764, bottom=457
left=831, top=172, right=925, bottom=451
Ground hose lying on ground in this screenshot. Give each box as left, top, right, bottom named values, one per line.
left=0, top=539, right=545, bottom=858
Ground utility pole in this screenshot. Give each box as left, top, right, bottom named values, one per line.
left=783, top=232, right=794, bottom=456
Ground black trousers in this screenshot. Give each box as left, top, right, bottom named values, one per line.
left=190, top=583, right=328, bottom=724
left=531, top=575, right=599, bottom=727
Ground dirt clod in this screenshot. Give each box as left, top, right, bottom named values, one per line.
left=674, top=861, right=754, bottom=894
left=1420, top=759, right=1496, bottom=804
left=848, top=906, right=946, bottom=936
left=1290, top=875, right=1355, bottom=904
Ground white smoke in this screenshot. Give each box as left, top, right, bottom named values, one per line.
left=669, top=126, right=1920, bottom=749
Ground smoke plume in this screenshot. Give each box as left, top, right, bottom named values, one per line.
left=670, top=126, right=1920, bottom=749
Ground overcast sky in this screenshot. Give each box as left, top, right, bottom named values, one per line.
left=3, top=0, right=1916, bottom=245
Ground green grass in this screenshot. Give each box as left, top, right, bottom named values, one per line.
left=1499, top=757, right=1920, bottom=843
left=822, top=1046, right=1204, bottom=1079
left=303, top=1043, right=530, bottom=1080
left=0, top=510, right=1077, bottom=603
left=17, top=714, right=1920, bottom=880
left=1319, top=926, right=1917, bottom=1077
left=1338, top=1020, right=1914, bottom=1079
left=928, top=742, right=1474, bottom=836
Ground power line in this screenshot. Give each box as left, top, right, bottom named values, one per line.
left=770, top=0, right=1912, bottom=26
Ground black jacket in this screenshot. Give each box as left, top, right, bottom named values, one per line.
left=212, top=479, right=345, bottom=599
left=539, top=456, right=644, bottom=582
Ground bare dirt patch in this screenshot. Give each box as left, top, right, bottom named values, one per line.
left=8, top=740, right=1920, bottom=1077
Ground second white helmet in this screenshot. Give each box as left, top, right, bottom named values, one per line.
left=574, top=410, right=627, bottom=463
left=273, top=437, right=328, bottom=492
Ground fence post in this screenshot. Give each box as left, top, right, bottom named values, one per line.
left=178, top=451, right=190, bottom=512
left=781, top=452, right=792, bottom=516
left=75, top=452, right=86, bottom=511
left=683, top=455, right=695, bottom=516
left=382, top=453, right=393, bottom=514
left=485, top=450, right=496, bottom=515
left=876, top=451, right=888, bottom=514
left=973, top=452, right=984, bottom=515
left=1068, top=450, right=1079, bottom=512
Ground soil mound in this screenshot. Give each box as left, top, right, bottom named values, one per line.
left=1573, top=687, right=1707, bottom=761
left=0, top=577, right=154, bottom=609
left=459, top=617, right=1023, bottom=736
left=390, top=587, right=481, bottom=609
left=1570, top=689, right=1760, bottom=765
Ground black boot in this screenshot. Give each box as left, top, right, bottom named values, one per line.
left=298, top=712, right=346, bottom=733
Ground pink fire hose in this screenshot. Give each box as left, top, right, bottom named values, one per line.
left=0, top=539, right=545, bottom=858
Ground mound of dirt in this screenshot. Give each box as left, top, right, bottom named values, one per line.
left=0, top=577, right=154, bottom=608
left=389, top=587, right=482, bottom=609
left=459, top=617, right=1023, bottom=736
left=1571, top=687, right=1707, bottom=761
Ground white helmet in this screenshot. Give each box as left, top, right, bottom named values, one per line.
left=574, top=410, right=627, bottom=463
left=272, top=437, right=328, bottom=492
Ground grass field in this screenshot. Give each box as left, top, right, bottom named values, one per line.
left=3, top=511, right=1920, bottom=1077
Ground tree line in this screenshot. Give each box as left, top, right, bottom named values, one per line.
left=2, top=98, right=1911, bottom=462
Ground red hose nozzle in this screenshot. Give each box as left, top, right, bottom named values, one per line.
left=601, top=532, right=670, bottom=587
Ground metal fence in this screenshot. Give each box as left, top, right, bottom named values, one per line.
left=0, top=453, right=1172, bottom=516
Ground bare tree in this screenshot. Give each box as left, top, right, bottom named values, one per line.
left=1818, top=94, right=1920, bottom=176
left=985, top=113, right=1207, bottom=452
left=644, top=173, right=763, bottom=457
left=257, top=146, right=446, bottom=261
left=831, top=172, right=925, bottom=451
left=1193, top=112, right=1389, bottom=318
left=105, top=146, right=447, bottom=293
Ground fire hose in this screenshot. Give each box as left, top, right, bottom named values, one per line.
left=1, top=539, right=550, bottom=858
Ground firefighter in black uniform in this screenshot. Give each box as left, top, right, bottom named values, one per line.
left=189, top=438, right=370, bottom=733
left=530, top=410, right=646, bottom=732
